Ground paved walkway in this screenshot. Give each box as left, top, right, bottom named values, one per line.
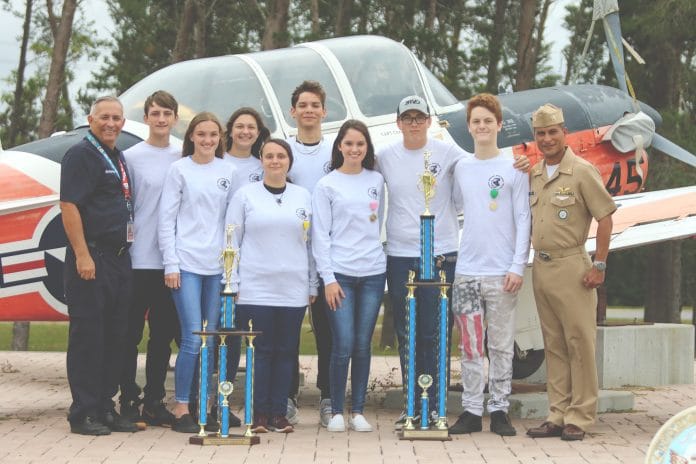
left=0, top=352, right=694, bottom=463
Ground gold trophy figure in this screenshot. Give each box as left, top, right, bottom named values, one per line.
left=221, top=224, right=239, bottom=294
left=417, top=150, right=437, bottom=215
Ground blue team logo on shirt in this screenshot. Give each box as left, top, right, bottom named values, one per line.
left=296, top=208, right=309, bottom=220
left=323, top=161, right=331, bottom=174
left=249, top=170, right=263, bottom=182
left=427, top=163, right=442, bottom=176
left=217, top=178, right=231, bottom=191
left=488, top=175, right=504, bottom=190
left=367, top=187, right=378, bottom=199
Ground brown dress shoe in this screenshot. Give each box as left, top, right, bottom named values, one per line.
left=526, top=421, right=563, bottom=438
left=561, top=423, right=585, bottom=441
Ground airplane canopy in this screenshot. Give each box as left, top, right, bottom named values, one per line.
left=119, top=35, right=460, bottom=139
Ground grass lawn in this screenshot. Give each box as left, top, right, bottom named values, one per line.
left=6, top=307, right=688, bottom=354
left=0, top=313, right=459, bottom=355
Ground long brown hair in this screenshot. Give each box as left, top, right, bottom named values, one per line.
left=182, top=112, right=224, bottom=158
left=330, top=119, right=375, bottom=170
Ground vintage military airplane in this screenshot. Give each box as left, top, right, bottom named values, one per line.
left=2, top=30, right=695, bottom=377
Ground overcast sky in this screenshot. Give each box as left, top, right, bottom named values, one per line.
left=0, top=0, right=575, bottom=118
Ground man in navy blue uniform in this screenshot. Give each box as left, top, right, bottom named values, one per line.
left=60, top=96, right=138, bottom=435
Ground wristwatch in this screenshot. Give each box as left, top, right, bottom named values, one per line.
left=592, top=260, right=607, bottom=272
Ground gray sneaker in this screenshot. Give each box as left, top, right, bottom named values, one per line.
left=319, top=398, right=332, bottom=427
left=394, top=410, right=420, bottom=431
left=286, top=397, right=299, bottom=425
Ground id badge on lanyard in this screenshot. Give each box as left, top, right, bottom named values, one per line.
left=86, top=133, right=135, bottom=242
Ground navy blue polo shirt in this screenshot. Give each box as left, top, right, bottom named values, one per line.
left=60, top=131, right=131, bottom=246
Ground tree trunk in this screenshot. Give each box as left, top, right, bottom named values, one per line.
left=442, top=0, right=465, bottom=97
left=422, top=0, right=437, bottom=68
left=514, top=0, right=538, bottom=91
left=7, top=0, right=33, bottom=147
left=194, top=0, right=207, bottom=58
left=172, top=0, right=197, bottom=63
left=261, top=0, right=290, bottom=50
left=335, top=0, right=354, bottom=36
left=37, top=0, right=77, bottom=139
left=644, top=241, right=682, bottom=323
left=11, top=322, right=30, bottom=351
left=485, top=0, right=508, bottom=93
left=310, top=0, right=320, bottom=35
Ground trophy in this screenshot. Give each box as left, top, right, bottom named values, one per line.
left=190, top=322, right=261, bottom=446
left=417, top=151, right=436, bottom=281
left=220, top=224, right=238, bottom=328
left=418, top=375, right=433, bottom=430
left=399, top=150, right=451, bottom=441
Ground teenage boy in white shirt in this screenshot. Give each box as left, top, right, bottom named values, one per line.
left=285, top=80, right=334, bottom=427
left=119, top=91, right=182, bottom=427
left=449, top=93, right=530, bottom=436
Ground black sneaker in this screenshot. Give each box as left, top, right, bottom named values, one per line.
left=268, top=415, right=293, bottom=433
left=142, top=401, right=175, bottom=427
left=173, top=414, right=200, bottom=434
left=204, top=412, right=219, bottom=432
left=119, top=398, right=142, bottom=423
left=490, top=410, right=517, bottom=436
left=449, top=411, right=482, bottom=434
left=70, top=416, right=111, bottom=436
left=229, top=410, right=242, bottom=427
left=101, top=409, right=138, bottom=432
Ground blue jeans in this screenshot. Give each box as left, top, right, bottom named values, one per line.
left=171, top=271, right=222, bottom=403
left=237, top=305, right=305, bottom=417
left=327, top=272, right=387, bottom=414
left=387, top=253, right=456, bottom=409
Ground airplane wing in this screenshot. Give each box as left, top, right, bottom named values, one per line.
left=583, top=186, right=696, bottom=256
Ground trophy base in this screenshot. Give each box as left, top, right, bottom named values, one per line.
left=399, top=428, right=451, bottom=441
left=189, top=433, right=261, bottom=446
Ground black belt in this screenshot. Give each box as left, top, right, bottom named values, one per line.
left=535, top=246, right=585, bottom=262
left=87, top=240, right=130, bottom=256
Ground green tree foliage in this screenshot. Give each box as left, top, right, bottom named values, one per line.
left=86, top=0, right=560, bottom=101
left=0, top=1, right=100, bottom=145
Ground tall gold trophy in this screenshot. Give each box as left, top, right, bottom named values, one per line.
left=399, top=150, right=451, bottom=440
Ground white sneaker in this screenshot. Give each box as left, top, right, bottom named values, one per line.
left=350, top=414, right=373, bottom=432
left=286, top=398, right=299, bottom=425
left=319, top=398, right=332, bottom=427
left=327, top=413, right=345, bottom=432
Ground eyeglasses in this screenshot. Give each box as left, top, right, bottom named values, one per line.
left=400, top=114, right=428, bottom=125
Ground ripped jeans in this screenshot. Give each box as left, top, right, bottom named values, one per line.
left=452, top=275, right=517, bottom=416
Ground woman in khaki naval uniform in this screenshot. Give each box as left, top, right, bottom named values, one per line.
left=525, top=104, right=616, bottom=441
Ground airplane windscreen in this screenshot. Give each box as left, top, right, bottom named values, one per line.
left=249, top=47, right=347, bottom=126
left=119, top=56, right=276, bottom=138
left=322, top=36, right=426, bottom=117
left=418, top=62, right=459, bottom=108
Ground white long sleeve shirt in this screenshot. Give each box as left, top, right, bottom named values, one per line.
left=224, top=153, right=263, bottom=184
left=286, top=135, right=335, bottom=193
left=226, top=182, right=319, bottom=307
left=123, top=141, right=181, bottom=269
left=453, top=154, right=531, bottom=277
left=159, top=156, right=238, bottom=275
left=312, top=169, right=386, bottom=284
left=376, top=138, right=469, bottom=256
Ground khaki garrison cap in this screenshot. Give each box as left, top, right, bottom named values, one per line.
left=532, top=103, right=565, bottom=128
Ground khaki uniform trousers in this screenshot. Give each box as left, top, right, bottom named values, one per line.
left=532, top=250, right=598, bottom=431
